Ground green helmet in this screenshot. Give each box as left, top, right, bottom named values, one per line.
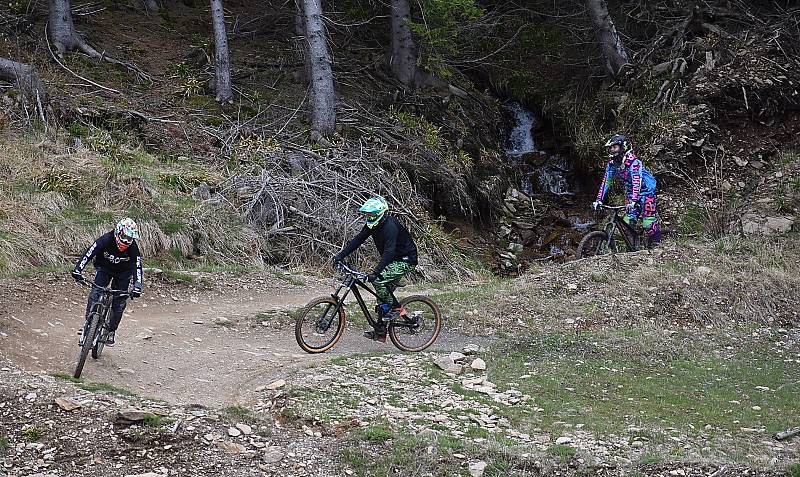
left=359, top=196, right=389, bottom=229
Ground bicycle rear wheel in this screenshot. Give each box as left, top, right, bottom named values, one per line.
left=389, top=296, right=442, bottom=352
left=576, top=231, right=613, bottom=258
left=295, top=297, right=346, bottom=354
left=74, top=310, right=101, bottom=379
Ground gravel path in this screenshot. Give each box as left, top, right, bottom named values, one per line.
left=0, top=271, right=483, bottom=406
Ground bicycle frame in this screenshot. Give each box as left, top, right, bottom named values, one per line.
left=604, top=210, right=637, bottom=251
left=324, top=262, right=415, bottom=331
left=82, top=281, right=129, bottom=346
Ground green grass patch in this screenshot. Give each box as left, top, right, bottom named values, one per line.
left=361, top=424, right=393, bottom=442
left=547, top=444, right=576, bottom=459
left=679, top=205, right=705, bottom=235
left=482, top=330, right=800, bottom=438
left=164, top=270, right=195, bottom=282
left=341, top=430, right=464, bottom=477
left=638, top=452, right=663, bottom=465
left=77, top=381, right=135, bottom=396
left=787, top=464, right=800, bottom=477
left=271, top=269, right=306, bottom=286
left=1, top=264, right=70, bottom=279
left=50, top=371, right=81, bottom=383
left=224, top=405, right=252, bottom=419
left=21, top=427, right=42, bottom=442
left=778, top=150, right=800, bottom=166
left=142, top=415, right=165, bottom=427
left=0, top=436, right=8, bottom=450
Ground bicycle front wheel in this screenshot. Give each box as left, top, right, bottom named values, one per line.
left=295, top=297, right=346, bottom=354
left=389, top=296, right=442, bottom=352
left=74, top=311, right=101, bottom=379
left=576, top=231, right=612, bottom=258
left=92, top=325, right=108, bottom=360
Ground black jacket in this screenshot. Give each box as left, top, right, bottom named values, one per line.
left=338, top=215, right=418, bottom=275
left=74, top=231, right=143, bottom=287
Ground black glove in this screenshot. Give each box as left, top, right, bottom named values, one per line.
left=332, top=255, right=342, bottom=267
left=71, top=270, right=84, bottom=283
left=367, top=272, right=382, bottom=283
left=131, top=287, right=142, bottom=299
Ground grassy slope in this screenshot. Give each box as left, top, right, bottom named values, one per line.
left=0, top=133, right=262, bottom=275
left=284, top=237, right=800, bottom=475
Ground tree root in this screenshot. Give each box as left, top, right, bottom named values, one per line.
left=0, top=56, right=48, bottom=125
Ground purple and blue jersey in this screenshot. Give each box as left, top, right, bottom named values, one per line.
left=596, top=152, right=657, bottom=203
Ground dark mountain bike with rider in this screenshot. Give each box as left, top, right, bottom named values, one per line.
left=295, top=261, right=441, bottom=353
left=73, top=278, right=132, bottom=378
left=577, top=204, right=652, bottom=258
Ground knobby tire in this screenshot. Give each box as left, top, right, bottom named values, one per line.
left=576, top=231, right=612, bottom=258
left=74, top=310, right=101, bottom=379
left=91, top=306, right=111, bottom=360
left=389, top=295, right=442, bottom=352
left=295, top=297, right=346, bottom=354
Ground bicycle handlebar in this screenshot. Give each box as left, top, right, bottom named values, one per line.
left=76, top=277, right=131, bottom=298
left=335, top=261, right=368, bottom=280
left=596, top=204, right=626, bottom=211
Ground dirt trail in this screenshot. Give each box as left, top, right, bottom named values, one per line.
left=0, top=273, right=474, bottom=407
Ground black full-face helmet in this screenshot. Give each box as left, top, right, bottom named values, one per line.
left=604, top=134, right=632, bottom=160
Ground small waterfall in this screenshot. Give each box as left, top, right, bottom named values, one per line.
left=505, top=101, right=536, bottom=158
left=503, top=101, right=575, bottom=196
left=537, top=156, right=574, bottom=196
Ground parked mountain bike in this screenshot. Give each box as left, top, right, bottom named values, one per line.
left=73, top=278, right=131, bottom=379
left=295, top=261, right=442, bottom=353
left=576, top=204, right=651, bottom=258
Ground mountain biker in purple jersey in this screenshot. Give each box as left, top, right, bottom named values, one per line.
left=71, top=218, right=143, bottom=347
left=592, top=134, right=661, bottom=245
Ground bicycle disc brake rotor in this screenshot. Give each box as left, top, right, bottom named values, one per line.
left=316, top=313, right=335, bottom=334
left=401, top=312, right=423, bottom=333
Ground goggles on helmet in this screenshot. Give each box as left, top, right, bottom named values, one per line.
left=117, top=233, right=134, bottom=245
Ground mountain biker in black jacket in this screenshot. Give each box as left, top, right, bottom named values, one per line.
left=334, top=196, right=418, bottom=342
left=71, top=218, right=143, bottom=347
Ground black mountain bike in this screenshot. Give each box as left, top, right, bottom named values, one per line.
left=73, top=279, right=131, bottom=379
left=576, top=204, right=651, bottom=258
left=295, top=262, right=442, bottom=353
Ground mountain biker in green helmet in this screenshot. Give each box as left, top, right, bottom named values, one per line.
left=333, top=196, right=418, bottom=342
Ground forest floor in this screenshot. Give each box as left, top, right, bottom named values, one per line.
left=1, top=237, right=798, bottom=477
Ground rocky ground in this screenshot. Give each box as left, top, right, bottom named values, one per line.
left=1, top=237, right=799, bottom=476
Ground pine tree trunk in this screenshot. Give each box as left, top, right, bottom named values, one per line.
left=48, top=0, right=100, bottom=57
left=302, top=0, right=336, bottom=135
left=389, top=0, right=417, bottom=86
left=137, top=0, right=159, bottom=15
left=294, top=0, right=310, bottom=83
left=0, top=57, right=47, bottom=103
left=586, top=0, right=629, bottom=77
left=210, top=0, right=232, bottom=102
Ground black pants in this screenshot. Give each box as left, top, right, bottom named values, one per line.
left=84, top=269, right=131, bottom=332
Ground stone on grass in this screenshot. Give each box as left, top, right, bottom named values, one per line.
left=469, top=460, right=488, bottom=477
left=236, top=423, right=253, bottom=435
left=217, top=440, right=247, bottom=454
left=263, top=446, right=285, bottom=463
left=470, top=358, right=487, bottom=371
left=555, top=436, right=572, bottom=445
left=434, top=356, right=462, bottom=375
left=448, top=352, right=467, bottom=363
left=115, top=409, right=152, bottom=425
left=55, top=397, right=81, bottom=411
